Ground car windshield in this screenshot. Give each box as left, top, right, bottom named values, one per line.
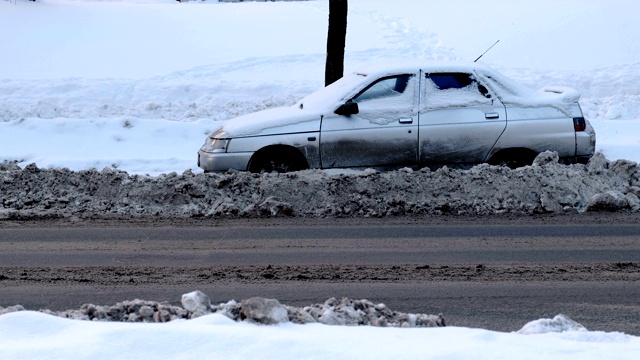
left=297, top=72, right=368, bottom=112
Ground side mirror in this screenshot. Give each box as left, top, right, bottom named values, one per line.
left=334, top=100, right=359, bottom=116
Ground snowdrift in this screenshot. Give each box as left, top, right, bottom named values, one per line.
left=1, top=152, right=639, bottom=219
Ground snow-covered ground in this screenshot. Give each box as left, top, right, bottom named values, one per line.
left=1, top=0, right=640, bottom=358
left=1, top=309, right=639, bottom=360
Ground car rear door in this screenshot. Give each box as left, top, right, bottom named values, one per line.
left=418, top=72, right=506, bottom=165
left=320, top=74, right=419, bottom=168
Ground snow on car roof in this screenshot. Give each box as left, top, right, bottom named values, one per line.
left=347, top=61, right=581, bottom=114
left=298, top=61, right=500, bottom=113
left=355, top=61, right=581, bottom=114
left=352, top=60, right=493, bottom=78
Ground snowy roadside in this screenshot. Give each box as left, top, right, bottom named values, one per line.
left=2, top=152, right=639, bottom=219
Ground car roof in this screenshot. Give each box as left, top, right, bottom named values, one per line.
left=352, top=61, right=493, bottom=78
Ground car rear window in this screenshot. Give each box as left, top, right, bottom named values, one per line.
left=426, top=73, right=474, bottom=90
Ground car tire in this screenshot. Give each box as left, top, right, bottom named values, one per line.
left=489, top=149, right=537, bottom=169
left=248, top=147, right=307, bottom=173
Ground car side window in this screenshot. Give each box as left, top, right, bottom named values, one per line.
left=423, top=72, right=492, bottom=108
left=428, top=73, right=474, bottom=90
left=353, top=75, right=413, bottom=103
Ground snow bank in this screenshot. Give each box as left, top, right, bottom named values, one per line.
left=0, top=291, right=445, bottom=328
left=1, top=308, right=638, bottom=360
left=1, top=152, right=639, bottom=219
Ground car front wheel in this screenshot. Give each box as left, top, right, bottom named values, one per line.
left=247, top=146, right=308, bottom=173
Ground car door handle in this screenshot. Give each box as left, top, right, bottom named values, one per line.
left=485, top=112, right=500, bottom=119
left=399, top=117, right=413, bottom=124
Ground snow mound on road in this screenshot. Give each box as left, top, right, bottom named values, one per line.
left=1, top=152, right=639, bottom=218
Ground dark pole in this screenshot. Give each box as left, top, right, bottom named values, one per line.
left=325, top=0, right=348, bottom=86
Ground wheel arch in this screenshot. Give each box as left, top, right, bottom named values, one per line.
left=487, top=147, right=538, bottom=168
left=247, top=144, right=309, bottom=173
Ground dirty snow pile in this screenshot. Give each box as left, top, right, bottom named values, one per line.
left=2, top=152, right=639, bottom=218
left=1, top=291, right=445, bottom=328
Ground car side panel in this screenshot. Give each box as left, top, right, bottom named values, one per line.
left=319, top=121, right=418, bottom=168
left=418, top=71, right=507, bottom=165
left=488, top=106, right=577, bottom=160
left=227, top=132, right=321, bottom=169
left=320, top=75, right=420, bottom=168
left=419, top=105, right=507, bottom=164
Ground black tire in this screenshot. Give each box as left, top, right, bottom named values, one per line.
left=248, top=147, right=307, bottom=173
left=488, top=149, right=537, bottom=169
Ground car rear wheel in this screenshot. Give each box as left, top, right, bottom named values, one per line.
left=247, top=146, right=308, bottom=173
left=488, top=149, right=537, bottom=169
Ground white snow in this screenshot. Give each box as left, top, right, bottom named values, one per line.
left=1, top=310, right=639, bottom=360
left=517, top=314, right=587, bottom=335
left=1, top=0, right=640, bottom=357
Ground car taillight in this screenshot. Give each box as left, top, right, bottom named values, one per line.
left=573, top=117, right=586, bottom=132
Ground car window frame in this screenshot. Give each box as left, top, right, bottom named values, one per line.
left=423, top=72, right=494, bottom=102
left=352, top=74, right=415, bottom=103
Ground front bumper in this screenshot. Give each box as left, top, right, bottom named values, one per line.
left=198, top=150, right=253, bottom=172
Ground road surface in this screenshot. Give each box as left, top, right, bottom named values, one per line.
left=1, top=213, right=639, bottom=334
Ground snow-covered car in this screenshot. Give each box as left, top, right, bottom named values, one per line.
left=198, top=62, right=595, bottom=173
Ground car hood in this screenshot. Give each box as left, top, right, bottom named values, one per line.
left=221, top=105, right=322, bottom=138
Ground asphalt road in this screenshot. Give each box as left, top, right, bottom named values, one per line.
left=1, top=214, right=639, bottom=334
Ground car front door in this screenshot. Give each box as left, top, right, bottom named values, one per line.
left=419, top=72, right=507, bottom=165
left=320, top=74, right=419, bottom=168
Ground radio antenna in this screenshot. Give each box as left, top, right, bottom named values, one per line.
left=474, top=40, right=500, bottom=62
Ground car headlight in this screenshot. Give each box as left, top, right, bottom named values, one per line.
left=201, top=129, right=230, bottom=153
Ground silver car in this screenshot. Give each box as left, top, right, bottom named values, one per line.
left=198, top=62, right=595, bottom=173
